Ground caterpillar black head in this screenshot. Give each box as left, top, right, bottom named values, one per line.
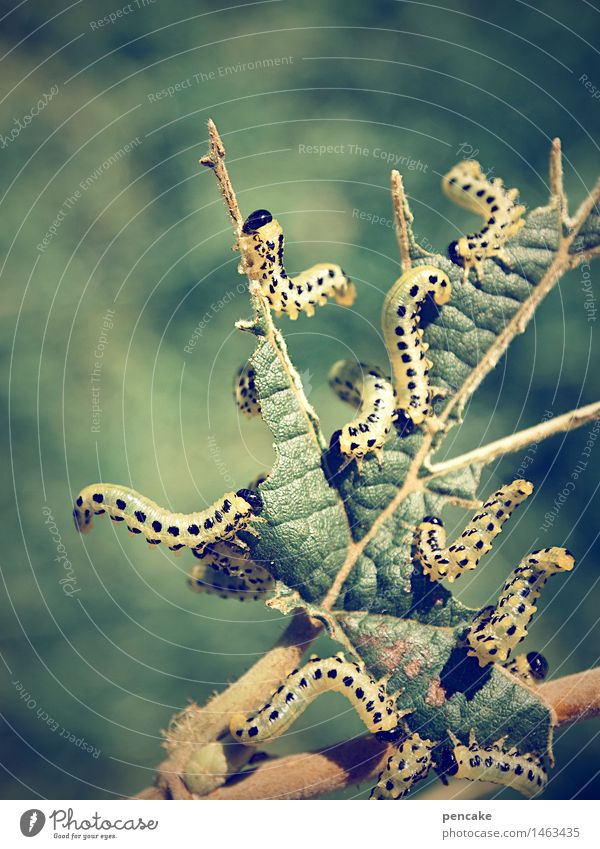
left=447, top=240, right=465, bottom=268
left=422, top=515, right=444, bottom=526
left=394, top=409, right=416, bottom=437
left=435, top=746, right=459, bottom=777
left=242, top=209, right=273, bottom=234
left=73, top=502, right=92, bottom=532
left=375, top=726, right=406, bottom=744
left=236, top=488, right=264, bottom=515
left=526, top=651, right=549, bottom=681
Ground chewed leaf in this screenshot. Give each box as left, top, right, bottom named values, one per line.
left=338, top=612, right=555, bottom=764
left=249, top=337, right=350, bottom=602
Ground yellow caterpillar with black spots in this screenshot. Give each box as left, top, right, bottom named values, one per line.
left=73, top=484, right=263, bottom=554
left=415, top=480, right=533, bottom=583
left=328, top=360, right=395, bottom=471
left=370, top=733, right=434, bottom=800
left=234, top=363, right=260, bottom=419
left=188, top=542, right=274, bottom=602
left=436, top=730, right=547, bottom=797
left=442, top=160, right=526, bottom=281
left=230, top=653, right=405, bottom=744
left=467, top=547, right=575, bottom=667
left=381, top=266, right=451, bottom=434
left=238, top=209, right=356, bottom=320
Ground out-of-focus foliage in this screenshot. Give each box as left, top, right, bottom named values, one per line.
left=1, top=0, right=598, bottom=800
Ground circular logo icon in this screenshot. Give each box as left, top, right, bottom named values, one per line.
left=20, top=810, right=45, bottom=837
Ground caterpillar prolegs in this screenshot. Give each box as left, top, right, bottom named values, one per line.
left=73, top=484, right=263, bottom=554
left=381, top=266, right=451, bottom=432
left=467, top=547, right=575, bottom=667
left=238, top=209, right=356, bottom=320
left=442, top=160, right=526, bottom=281
left=436, top=730, right=547, bottom=797
left=328, top=360, right=395, bottom=471
left=415, top=480, right=533, bottom=583
left=230, top=654, right=403, bottom=744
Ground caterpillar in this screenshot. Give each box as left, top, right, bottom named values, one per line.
left=436, top=730, right=547, bottom=797
left=230, top=653, right=404, bottom=744
left=328, top=360, right=395, bottom=471
left=381, top=265, right=451, bottom=433
left=188, top=543, right=274, bottom=602
left=370, top=733, right=434, bottom=800
left=234, top=363, right=260, bottom=419
left=415, top=479, right=533, bottom=583
left=442, top=160, right=526, bottom=281
left=503, top=651, right=549, bottom=686
left=238, top=209, right=356, bottom=320
left=466, top=547, right=575, bottom=667
left=73, top=484, right=263, bottom=554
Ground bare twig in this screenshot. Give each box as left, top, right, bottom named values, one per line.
left=391, top=169, right=412, bottom=273
left=549, top=137, right=568, bottom=225
left=196, top=668, right=600, bottom=800
left=199, top=119, right=243, bottom=233
left=426, top=400, right=600, bottom=479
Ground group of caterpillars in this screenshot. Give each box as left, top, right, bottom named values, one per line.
left=235, top=158, right=524, bottom=473
left=225, top=477, right=573, bottom=799
left=72, top=160, right=551, bottom=796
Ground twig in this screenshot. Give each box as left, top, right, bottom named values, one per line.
left=155, top=611, right=322, bottom=799
left=391, top=169, right=412, bottom=273
left=426, top=400, right=600, bottom=479
left=199, top=119, right=243, bottom=234
left=197, top=668, right=600, bottom=800
left=549, top=137, right=568, bottom=225
left=540, top=667, right=600, bottom=725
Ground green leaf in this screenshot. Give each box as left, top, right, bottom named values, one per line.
left=337, top=612, right=555, bottom=763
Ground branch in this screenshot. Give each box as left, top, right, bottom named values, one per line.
left=426, top=400, right=600, bottom=479
left=540, top=667, right=600, bottom=725
left=199, top=119, right=243, bottom=234
left=155, top=610, right=322, bottom=799
left=549, top=137, right=568, bottom=225
left=391, top=169, right=412, bottom=273
left=199, top=668, right=600, bottom=800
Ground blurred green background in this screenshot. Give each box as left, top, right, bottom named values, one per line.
left=1, top=0, right=599, bottom=800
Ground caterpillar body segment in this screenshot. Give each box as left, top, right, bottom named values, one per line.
left=238, top=209, right=356, bottom=320
left=73, top=484, right=263, bottom=554
left=370, top=733, right=434, bottom=800
left=442, top=160, right=526, bottom=281
left=437, top=730, right=547, bottom=797
left=467, top=547, right=575, bottom=667
left=381, top=266, right=451, bottom=428
left=328, top=360, right=395, bottom=471
left=415, top=480, right=533, bottom=583
left=230, top=654, right=403, bottom=745
left=188, top=543, right=274, bottom=602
